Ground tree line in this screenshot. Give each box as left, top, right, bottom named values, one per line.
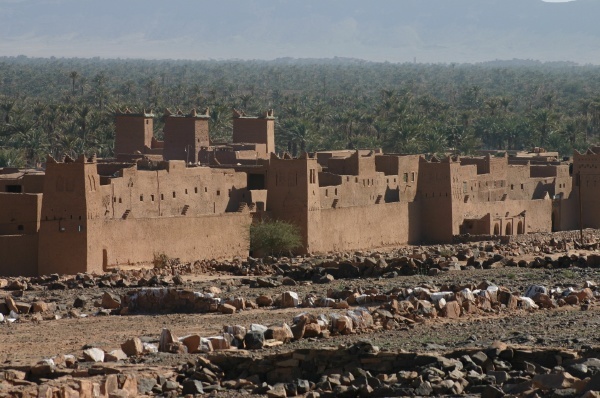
left=1, top=56, right=599, bottom=167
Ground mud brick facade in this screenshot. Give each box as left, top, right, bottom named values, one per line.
left=0, top=108, right=592, bottom=276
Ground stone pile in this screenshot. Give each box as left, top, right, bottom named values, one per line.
left=1, top=278, right=597, bottom=329
left=69, top=280, right=595, bottom=360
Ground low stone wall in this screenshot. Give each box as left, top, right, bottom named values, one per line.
left=208, top=345, right=600, bottom=385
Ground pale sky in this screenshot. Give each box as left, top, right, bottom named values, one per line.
left=0, top=0, right=595, bottom=64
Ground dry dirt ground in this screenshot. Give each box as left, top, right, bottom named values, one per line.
left=1, top=265, right=598, bottom=368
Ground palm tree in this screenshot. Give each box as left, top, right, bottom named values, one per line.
left=240, top=94, right=253, bottom=110
left=283, top=120, right=312, bottom=155
left=0, top=101, right=15, bottom=124
left=69, top=71, right=79, bottom=94
left=528, top=109, right=557, bottom=148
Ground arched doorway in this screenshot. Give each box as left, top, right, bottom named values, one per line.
left=493, top=223, right=500, bottom=235
left=505, top=222, right=512, bottom=236
left=517, top=221, right=524, bottom=234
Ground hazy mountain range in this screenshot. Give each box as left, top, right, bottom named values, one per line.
left=0, top=0, right=598, bottom=64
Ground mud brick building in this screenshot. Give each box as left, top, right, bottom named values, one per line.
left=0, top=108, right=590, bottom=276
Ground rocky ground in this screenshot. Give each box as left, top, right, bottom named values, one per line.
left=1, top=236, right=600, bottom=397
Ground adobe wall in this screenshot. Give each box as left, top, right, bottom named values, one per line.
left=249, top=189, right=268, bottom=210
left=0, top=172, right=44, bottom=194
left=266, top=155, right=321, bottom=252
left=310, top=201, right=421, bottom=253
left=38, top=157, right=97, bottom=276
left=395, top=155, right=420, bottom=201
left=232, top=117, right=275, bottom=156
left=417, top=160, right=454, bottom=242
left=571, top=151, right=600, bottom=228
left=316, top=153, right=422, bottom=209
left=318, top=172, right=397, bottom=209
left=0, top=234, right=38, bottom=276
left=114, top=114, right=153, bottom=155
left=87, top=212, right=251, bottom=270
left=555, top=196, right=580, bottom=232
left=459, top=155, right=507, bottom=176
left=22, top=174, right=45, bottom=193
left=506, top=165, right=533, bottom=200
left=452, top=198, right=552, bottom=237
left=37, top=218, right=88, bottom=275
left=0, top=193, right=42, bottom=235
left=95, top=162, right=250, bottom=220
left=163, top=116, right=210, bottom=163
left=327, top=151, right=378, bottom=176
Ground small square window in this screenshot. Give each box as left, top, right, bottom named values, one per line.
left=173, top=192, right=176, bottom=198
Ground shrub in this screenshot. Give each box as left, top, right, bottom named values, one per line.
left=153, top=252, right=170, bottom=268
left=250, top=220, right=302, bottom=256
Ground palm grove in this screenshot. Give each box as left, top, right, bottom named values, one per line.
left=1, top=56, right=599, bottom=168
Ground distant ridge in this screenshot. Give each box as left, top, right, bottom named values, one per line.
left=0, top=0, right=598, bottom=63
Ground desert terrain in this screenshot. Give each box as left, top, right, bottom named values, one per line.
left=1, top=235, right=599, bottom=397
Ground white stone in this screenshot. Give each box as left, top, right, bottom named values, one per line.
left=461, top=288, right=475, bottom=301
left=520, top=297, right=539, bottom=310
left=200, top=338, right=213, bottom=352
left=436, top=298, right=447, bottom=310
left=7, top=310, right=18, bottom=322
left=525, top=285, right=547, bottom=299
left=486, top=286, right=499, bottom=294
left=431, top=292, right=453, bottom=303
left=143, top=343, right=158, bottom=353
left=281, top=291, right=300, bottom=308
left=250, top=323, right=268, bottom=333
left=83, top=348, right=105, bottom=363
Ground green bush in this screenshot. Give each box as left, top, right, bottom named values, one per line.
left=153, top=252, right=170, bottom=268
left=250, top=220, right=302, bottom=256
